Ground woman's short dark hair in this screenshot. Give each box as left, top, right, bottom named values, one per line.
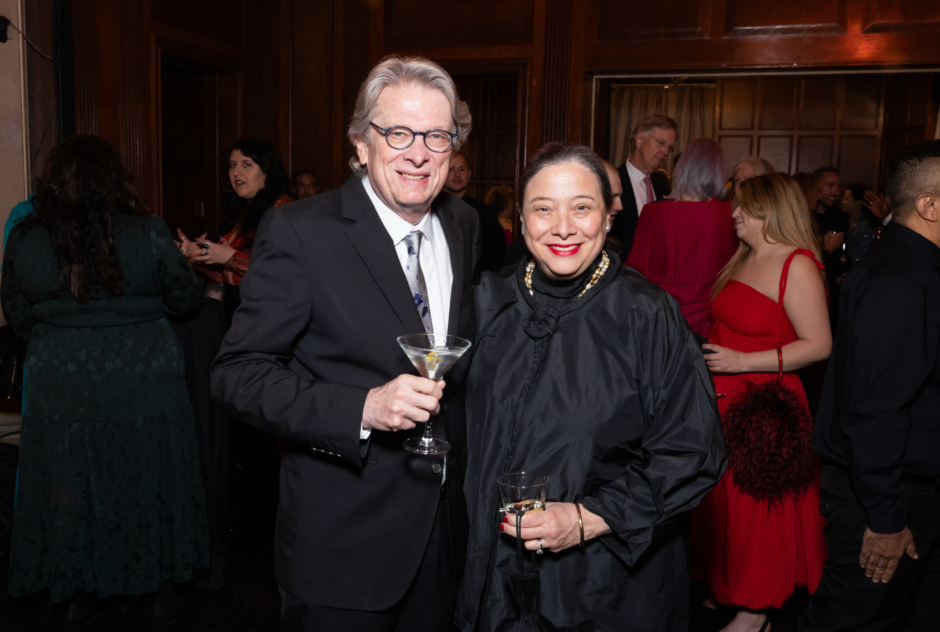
left=518, top=142, right=613, bottom=213
left=222, top=137, right=290, bottom=245
left=26, top=135, right=140, bottom=303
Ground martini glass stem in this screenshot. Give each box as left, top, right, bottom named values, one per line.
left=420, top=378, right=442, bottom=446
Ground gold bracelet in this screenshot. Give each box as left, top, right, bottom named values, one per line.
left=574, top=502, right=585, bottom=547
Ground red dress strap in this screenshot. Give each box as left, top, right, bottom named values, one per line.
left=773, top=249, right=824, bottom=374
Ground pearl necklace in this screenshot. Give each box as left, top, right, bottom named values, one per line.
left=525, top=251, right=611, bottom=298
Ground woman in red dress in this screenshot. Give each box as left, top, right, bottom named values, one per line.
left=690, top=173, right=832, bottom=632
left=626, top=138, right=738, bottom=338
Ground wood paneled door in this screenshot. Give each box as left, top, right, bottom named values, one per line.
left=451, top=73, right=521, bottom=203
left=715, top=75, right=887, bottom=186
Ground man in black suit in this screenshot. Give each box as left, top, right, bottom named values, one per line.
left=600, top=158, right=624, bottom=223
left=803, top=141, right=940, bottom=631
left=212, top=56, right=479, bottom=631
left=443, top=152, right=507, bottom=274
left=610, top=114, right=677, bottom=257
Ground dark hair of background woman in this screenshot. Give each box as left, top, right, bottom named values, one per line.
left=23, top=135, right=140, bottom=303
left=219, top=137, right=290, bottom=247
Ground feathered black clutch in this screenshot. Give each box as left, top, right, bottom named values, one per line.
left=721, top=377, right=818, bottom=503
left=719, top=248, right=823, bottom=503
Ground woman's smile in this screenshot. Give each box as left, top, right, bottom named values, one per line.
left=547, top=243, right=581, bottom=257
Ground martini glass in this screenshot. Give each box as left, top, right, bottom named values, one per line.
left=397, top=333, right=472, bottom=455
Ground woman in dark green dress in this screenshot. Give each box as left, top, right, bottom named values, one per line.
left=1, top=136, right=208, bottom=629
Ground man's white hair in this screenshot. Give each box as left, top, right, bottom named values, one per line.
left=347, top=55, right=472, bottom=177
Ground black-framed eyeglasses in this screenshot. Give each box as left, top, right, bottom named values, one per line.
left=370, top=122, right=457, bottom=153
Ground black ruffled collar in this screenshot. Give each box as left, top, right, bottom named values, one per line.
left=515, top=250, right=620, bottom=339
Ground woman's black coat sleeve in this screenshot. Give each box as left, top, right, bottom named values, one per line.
left=581, top=289, right=727, bottom=566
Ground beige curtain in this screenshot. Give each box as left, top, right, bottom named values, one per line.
left=608, top=84, right=716, bottom=172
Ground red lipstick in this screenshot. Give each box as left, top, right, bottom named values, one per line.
left=547, top=244, right=581, bottom=257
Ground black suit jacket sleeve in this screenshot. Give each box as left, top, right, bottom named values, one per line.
left=842, top=276, right=929, bottom=534
left=211, top=208, right=369, bottom=468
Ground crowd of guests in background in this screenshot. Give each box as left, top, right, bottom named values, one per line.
left=2, top=54, right=938, bottom=632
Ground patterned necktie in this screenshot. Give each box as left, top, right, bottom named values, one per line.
left=403, top=231, right=433, bottom=333
left=643, top=175, right=655, bottom=209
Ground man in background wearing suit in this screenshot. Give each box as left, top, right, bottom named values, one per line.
left=443, top=152, right=507, bottom=274
left=212, top=56, right=479, bottom=631
left=600, top=158, right=625, bottom=223
left=611, top=114, right=678, bottom=257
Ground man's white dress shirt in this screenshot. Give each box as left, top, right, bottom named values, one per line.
left=625, top=159, right=655, bottom=216
left=359, top=176, right=454, bottom=441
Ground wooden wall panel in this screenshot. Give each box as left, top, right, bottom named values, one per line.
left=724, top=0, right=846, bottom=37
left=584, top=0, right=940, bottom=71
left=720, top=79, right=756, bottom=130
left=719, top=136, right=753, bottom=167
left=710, top=75, right=888, bottom=178
left=839, top=136, right=880, bottom=186
left=382, top=0, right=534, bottom=49
left=118, top=1, right=154, bottom=211
left=71, top=0, right=98, bottom=136
left=797, top=136, right=835, bottom=172
left=863, top=0, right=940, bottom=34
left=71, top=0, right=289, bottom=216
left=842, top=75, right=881, bottom=129
left=542, top=0, right=574, bottom=142
left=880, top=73, right=935, bottom=182
left=290, top=0, right=334, bottom=189
left=592, top=0, right=710, bottom=41
left=800, top=77, right=838, bottom=130
left=759, top=78, right=797, bottom=130
left=758, top=136, right=792, bottom=173
left=152, top=0, right=243, bottom=44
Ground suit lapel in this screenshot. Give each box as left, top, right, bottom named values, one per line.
left=619, top=162, right=639, bottom=219
left=341, top=178, right=426, bottom=334
left=435, top=197, right=464, bottom=336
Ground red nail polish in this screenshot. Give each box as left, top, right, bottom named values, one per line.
left=499, top=524, right=504, bottom=532
left=503, top=515, right=509, bottom=524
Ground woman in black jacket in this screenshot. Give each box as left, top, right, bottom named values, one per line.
left=454, top=142, right=727, bottom=632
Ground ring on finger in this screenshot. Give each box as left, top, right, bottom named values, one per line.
left=203, top=247, right=208, bottom=255
left=536, top=539, right=543, bottom=555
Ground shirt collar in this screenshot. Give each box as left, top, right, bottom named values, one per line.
left=625, top=160, right=647, bottom=185
left=362, top=176, right=434, bottom=246
left=887, top=222, right=940, bottom=270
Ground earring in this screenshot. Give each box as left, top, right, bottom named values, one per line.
left=521, top=225, right=525, bottom=235
left=605, top=223, right=611, bottom=233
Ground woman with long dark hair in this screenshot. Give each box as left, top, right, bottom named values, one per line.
left=2, top=135, right=207, bottom=630
left=172, top=137, right=291, bottom=590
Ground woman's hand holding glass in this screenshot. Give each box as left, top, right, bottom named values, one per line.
left=501, top=502, right=611, bottom=553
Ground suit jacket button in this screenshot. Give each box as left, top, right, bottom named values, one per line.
left=432, top=463, right=442, bottom=474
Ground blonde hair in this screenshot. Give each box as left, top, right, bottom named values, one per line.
left=713, top=173, right=824, bottom=298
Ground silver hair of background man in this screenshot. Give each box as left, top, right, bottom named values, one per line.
left=347, top=55, right=472, bottom=177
